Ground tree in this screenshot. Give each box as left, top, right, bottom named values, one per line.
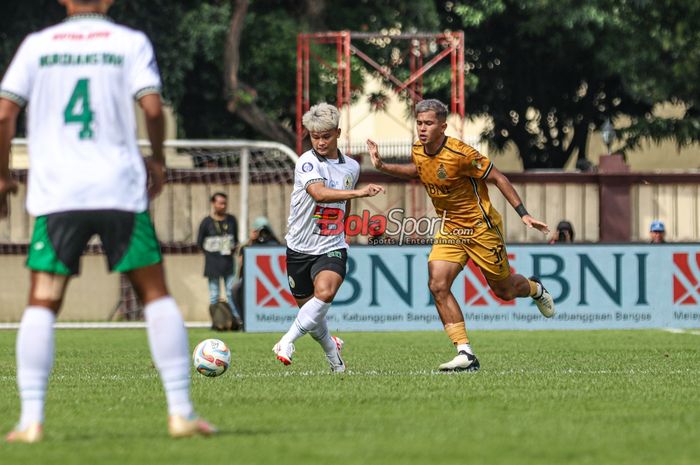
left=441, top=0, right=700, bottom=169
left=437, top=1, right=640, bottom=169
left=3, top=0, right=697, bottom=164
left=219, top=0, right=442, bottom=145
left=600, top=0, right=700, bottom=151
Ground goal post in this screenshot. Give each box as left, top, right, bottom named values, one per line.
left=142, top=139, right=299, bottom=244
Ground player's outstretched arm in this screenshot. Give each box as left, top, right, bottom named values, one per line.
left=367, top=139, right=418, bottom=180
left=485, top=165, right=550, bottom=235
left=306, top=182, right=385, bottom=203
left=139, top=94, right=166, bottom=199
left=0, top=99, right=20, bottom=218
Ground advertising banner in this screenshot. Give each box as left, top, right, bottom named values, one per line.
left=244, top=245, right=700, bottom=332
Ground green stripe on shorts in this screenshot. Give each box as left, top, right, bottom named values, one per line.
left=27, top=216, right=72, bottom=275
left=113, top=211, right=162, bottom=272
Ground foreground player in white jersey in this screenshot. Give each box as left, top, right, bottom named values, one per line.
left=273, top=103, right=384, bottom=372
left=0, top=0, right=215, bottom=442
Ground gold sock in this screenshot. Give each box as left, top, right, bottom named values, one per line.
left=529, top=280, right=539, bottom=297
left=444, top=322, right=469, bottom=346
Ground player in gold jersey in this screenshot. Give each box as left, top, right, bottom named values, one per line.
left=367, top=99, right=555, bottom=372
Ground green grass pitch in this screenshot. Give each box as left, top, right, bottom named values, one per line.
left=0, top=329, right=698, bottom=465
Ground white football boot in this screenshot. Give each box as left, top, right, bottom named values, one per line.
left=168, top=414, right=218, bottom=438
left=438, top=351, right=480, bottom=372
left=6, top=422, right=43, bottom=443
left=326, top=336, right=346, bottom=373
left=529, top=276, right=555, bottom=317
left=273, top=340, right=295, bottom=366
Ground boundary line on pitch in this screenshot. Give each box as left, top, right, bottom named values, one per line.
left=1, top=323, right=698, bottom=333
left=661, top=328, right=700, bottom=336
left=0, top=322, right=211, bottom=330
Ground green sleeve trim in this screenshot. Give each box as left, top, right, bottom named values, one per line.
left=134, top=86, right=161, bottom=100
left=0, top=90, right=28, bottom=107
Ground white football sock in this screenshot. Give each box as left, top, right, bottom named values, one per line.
left=16, top=306, right=56, bottom=429
left=281, top=297, right=331, bottom=345
left=457, top=343, right=473, bottom=355
left=309, top=318, right=337, bottom=355
left=145, top=296, right=193, bottom=418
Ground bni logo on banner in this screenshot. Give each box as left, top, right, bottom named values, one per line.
left=673, top=252, right=700, bottom=305
left=463, top=254, right=516, bottom=306
left=254, top=254, right=295, bottom=307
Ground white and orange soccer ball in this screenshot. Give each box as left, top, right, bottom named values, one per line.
left=193, top=339, right=231, bottom=377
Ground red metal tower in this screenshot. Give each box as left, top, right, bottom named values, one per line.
left=296, top=31, right=465, bottom=155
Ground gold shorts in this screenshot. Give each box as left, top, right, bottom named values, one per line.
left=428, top=223, right=511, bottom=281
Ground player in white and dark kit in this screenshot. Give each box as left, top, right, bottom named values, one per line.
left=0, top=0, right=214, bottom=442
left=273, top=103, right=384, bottom=372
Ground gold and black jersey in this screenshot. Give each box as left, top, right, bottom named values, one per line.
left=412, top=136, right=502, bottom=235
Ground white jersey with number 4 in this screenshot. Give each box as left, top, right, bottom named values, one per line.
left=0, top=14, right=161, bottom=215
left=285, top=149, right=360, bottom=255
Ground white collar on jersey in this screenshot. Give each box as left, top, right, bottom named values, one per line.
left=63, top=13, right=112, bottom=23
left=311, top=148, right=346, bottom=164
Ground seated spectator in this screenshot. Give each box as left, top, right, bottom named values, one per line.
left=232, top=217, right=281, bottom=326
left=649, top=220, right=666, bottom=243
left=549, top=220, right=575, bottom=244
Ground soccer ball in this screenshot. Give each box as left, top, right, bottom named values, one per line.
left=193, top=339, right=231, bottom=377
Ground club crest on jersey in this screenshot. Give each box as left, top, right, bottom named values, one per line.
left=302, top=162, right=314, bottom=172
left=437, top=163, right=448, bottom=180
left=343, top=174, right=353, bottom=189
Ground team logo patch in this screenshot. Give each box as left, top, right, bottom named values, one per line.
left=343, top=174, right=353, bottom=189
left=288, top=275, right=296, bottom=289
left=327, top=251, right=342, bottom=259
left=437, top=163, right=447, bottom=180
left=302, top=162, right=314, bottom=173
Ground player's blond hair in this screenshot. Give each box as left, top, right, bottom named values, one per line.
left=302, top=103, right=340, bottom=132
left=415, top=99, right=448, bottom=121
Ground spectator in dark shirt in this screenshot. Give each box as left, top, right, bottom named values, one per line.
left=197, top=193, right=240, bottom=322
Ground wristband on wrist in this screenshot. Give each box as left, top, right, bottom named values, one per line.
left=515, top=203, right=529, bottom=217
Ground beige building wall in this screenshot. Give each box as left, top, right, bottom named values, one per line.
left=0, top=256, right=120, bottom=322
left=0, top=254, right=214, bottom=322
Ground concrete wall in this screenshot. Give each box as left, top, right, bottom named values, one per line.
left=3, top=177, right=699, bottom=245
left=0, top=255, right=120, bottom=322
left=0, top=254, right=213, bottom=322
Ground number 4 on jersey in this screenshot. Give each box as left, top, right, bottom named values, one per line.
left=64, top=78, right=94, bottom=139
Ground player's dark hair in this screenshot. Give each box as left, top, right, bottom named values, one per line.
left=210, top=192, right=227, bottom=202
